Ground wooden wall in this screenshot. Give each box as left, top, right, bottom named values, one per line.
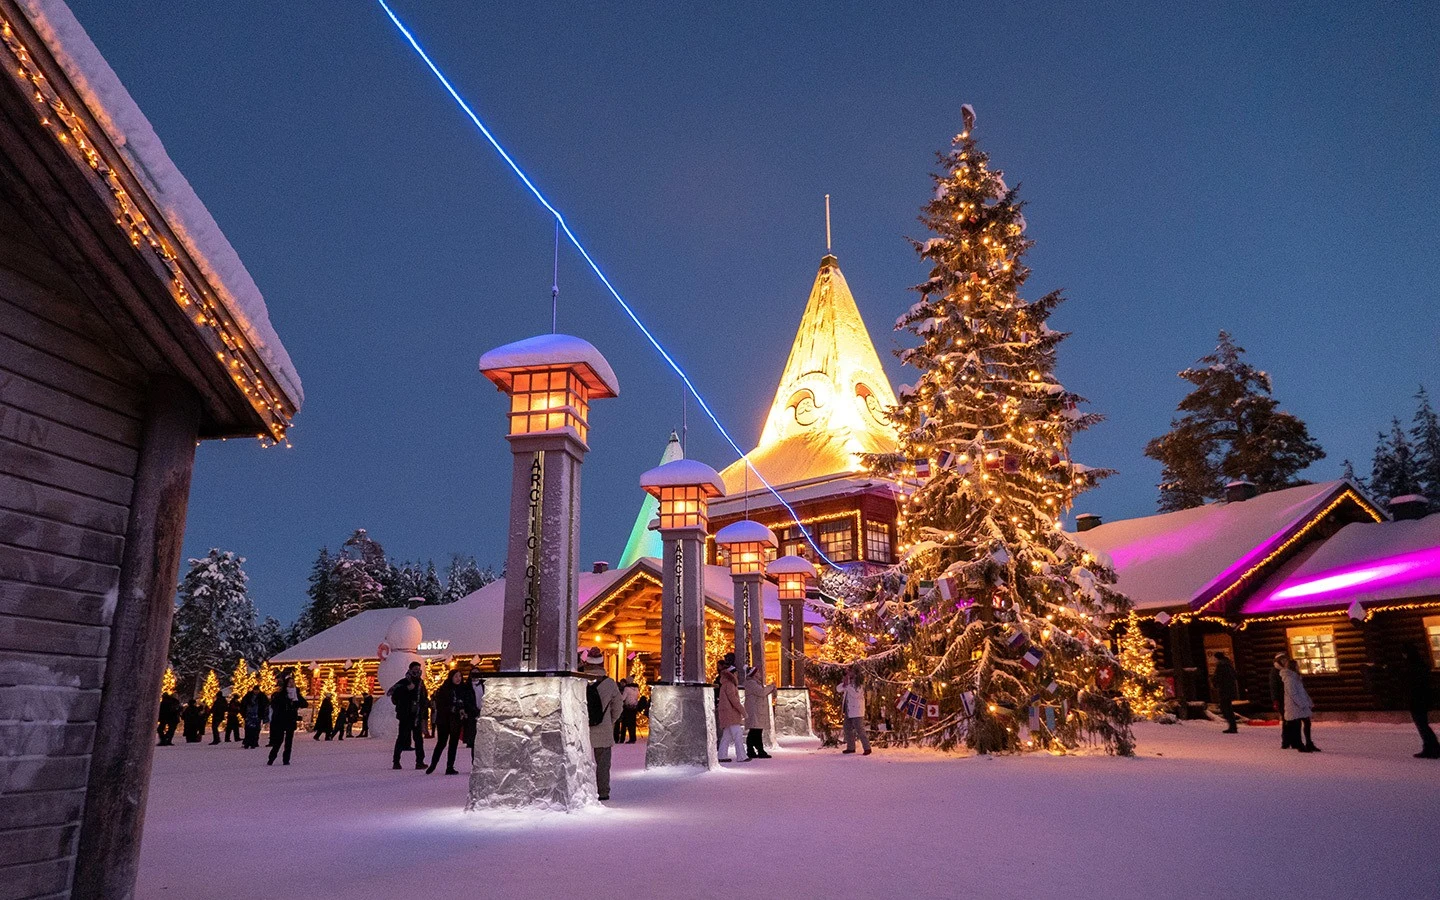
left=0, top=188, right=144, bottom=897
left=1236, top=618, right=1377, bottom=712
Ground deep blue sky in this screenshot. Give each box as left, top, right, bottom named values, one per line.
left=67, top=1, right=1438, bottom=624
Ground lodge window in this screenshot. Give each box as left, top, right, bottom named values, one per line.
left=1425, top=617, right=1440, bottom=669
left=779, top=526, right=811, bottom=559
left=864, top=521, right=892, bottom=563
left=818, top=519, right=854, bottom=562
left=1287, top=625, right=1339, bottom=675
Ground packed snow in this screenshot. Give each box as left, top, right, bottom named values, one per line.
left=138, top=721, right=1438, bottom=899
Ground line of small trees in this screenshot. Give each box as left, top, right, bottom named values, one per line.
left=1144, top=331, right=1436, bottom=513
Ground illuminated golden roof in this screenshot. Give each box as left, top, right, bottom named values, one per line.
left=721, top=255, right=899, bottom=493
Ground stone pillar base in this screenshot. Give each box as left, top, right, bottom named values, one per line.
left=644, top=683, right=718, bottom=770
left=467, top=675, right=597, bottom=812
left=774, top=687, right=814, bottom=738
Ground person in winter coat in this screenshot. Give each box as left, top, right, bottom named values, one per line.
left=359, top=693, right=374, bottom=738
left=1268, top=663, right=1290, bottom=748
left=267, top=672, right=308, bottom=766
left=743, top=666, right=775, bottom=759
left=427, top=669, right=478, bottom=775
left=157, top=692, right=182, bottom=746
left=614, top=678, right=640, bottom=745
left=461, top=670, right=485, bottom=751
left=716, top=664, right=746, bottom=762
left=581, top=648, right=623, bottom=800
left=389, top=661, right=429, bottom=770
left=241, top=686, right=268, bottom=749
left=1212, top=652, right=1239, bottom=733
left=1401, top=643, right=1439, bottom=759
left=1276, top=655, right=1318, bottom=753
left=312, top=695, right=335, bottom=741
left=839, top=668, right=871, bottom=755
left=182, top=701, right=204, bottom=743
left=209, top=695, right=227, bottom=744
left=225, top=695, right=243, bottom=743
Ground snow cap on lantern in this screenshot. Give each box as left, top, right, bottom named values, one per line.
left=640, top=459, right=726, bottom=531
left=479, top=334, right=620, bottom=443
left=714, top=519, right=777, bottom=574
left=767, top=554, right=818, bottom=600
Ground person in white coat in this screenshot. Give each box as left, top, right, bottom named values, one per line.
left=838, top=668, right=871, bottom=755
left=1276, top=654, right=1319, bottom=753
left=743, top=666, right=775, bottom=760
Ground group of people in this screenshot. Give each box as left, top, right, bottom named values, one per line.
left=715, top=659, right=777, bottom=762
left=310, top=693, right=374, bottom=742
left=386, top=661, right=486, bottom=775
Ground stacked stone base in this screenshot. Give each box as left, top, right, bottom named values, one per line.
left=773, top=687, right=814, bottom=738
left=645, top=683, right=719, bottom=770
left=467, top=675, right=597, bottom=812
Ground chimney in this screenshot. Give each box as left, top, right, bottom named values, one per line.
left=1388, top=495, right=1429, bottom=522
left=1075, top=513, right=1102, bottom=532
left=1225, top=481, right=1258, bottom=503
left=591, top=561, right=611, bottom=574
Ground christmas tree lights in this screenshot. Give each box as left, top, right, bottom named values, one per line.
left=199, top=670, right=220, bottom=708
left=258, top=661, right=277, bottom=696
left=231, top=658, right=254, bottom=699
left=1117, top=612, right=1167, bottom=720
left=851, top=106, right=1133, bottom=754
left=160, top=665, right=177, bottom=698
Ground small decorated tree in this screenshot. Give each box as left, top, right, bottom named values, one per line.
left=704, top=619, right=730, bottom=679
left=257, top=660, right=278, bottom=696
left=199, top=670, right=220, bottom=708
left=1117, top=612, right=1167, bottom=720
left=231, top=658, right=254, bottom=699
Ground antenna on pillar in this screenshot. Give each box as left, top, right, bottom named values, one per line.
left=550, top=220, right=560, bottom=333
left=824, top=194, right=832, bottom=253
left=681, top=383, right=688, bottom=456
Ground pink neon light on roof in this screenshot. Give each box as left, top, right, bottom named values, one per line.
left=1245, top=545, right=1440, bottom=614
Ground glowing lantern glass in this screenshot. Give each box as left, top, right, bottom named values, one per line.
left=767, top=555, right=818, bottom=600
left=715, top=520, right=778, bottom=575
left=479, top=334, right=620, bottom=445
left=505, top=368, right=592, bottom=441
left=640, top=459, right=727, bottom=531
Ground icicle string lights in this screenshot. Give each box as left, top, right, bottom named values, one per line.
left=374, top=0, right=837, bottom=566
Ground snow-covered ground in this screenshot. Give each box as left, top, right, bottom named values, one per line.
left=138, top=722, right=1438, bottom=899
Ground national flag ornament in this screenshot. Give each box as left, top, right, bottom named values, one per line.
left=1006, top=628, right=1030, bottom=650
left=937, top=449, right=955, bottom=470
left=937, top=575, right=959, bottom=602
left=926, top=703, right=941, bottom=720
left=913, top=458, right=932, bottom=478
left=960, top=691, right=976, bottom=716
left=1020, top=646, right=1045, bottom=670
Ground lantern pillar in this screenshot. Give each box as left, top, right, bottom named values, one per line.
left=468, top=334, right=618, bottom=812
left=768, top=555, right=817, bottom=739
left=640, top=459, right=726, bottom=770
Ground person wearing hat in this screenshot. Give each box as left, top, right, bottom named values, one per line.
left=716, top=663, right=746, bottom=762
left=1212, top=651, right=1239, bottom=734
left=388, top=661, right=429, bottom=770
left=743, top=665, right=775, bottom=760
left=581, top=647, right=623, bottom=800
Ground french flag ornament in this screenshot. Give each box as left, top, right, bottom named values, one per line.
left=1020, top=646, right=1045, bottom=670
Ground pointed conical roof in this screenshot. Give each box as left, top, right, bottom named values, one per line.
left=619, top=432, right=684, bottom=567
left=721, top=255, right=899, bottom=493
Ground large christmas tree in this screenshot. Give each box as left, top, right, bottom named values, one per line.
left=860, top=106, right=1133, bottom=755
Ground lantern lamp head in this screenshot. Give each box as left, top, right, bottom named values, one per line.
left=714, top=519, right=778, bottom=575
left=767, top=554, right=818, bottom=600
left=640, top=459, right=726, bottom=531
left=479, top=334, right=619, bottom=442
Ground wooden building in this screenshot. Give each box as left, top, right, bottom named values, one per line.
left=1075, top=481, right=1440, bottom=717
left=0, top=2, right=301, bottom=897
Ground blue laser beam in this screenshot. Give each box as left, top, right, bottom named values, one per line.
left=375, top=0, right=839, bottom=567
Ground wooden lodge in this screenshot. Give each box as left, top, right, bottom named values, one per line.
left=0, top=2, right=301, bottom=897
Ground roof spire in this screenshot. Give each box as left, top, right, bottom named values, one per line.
left=825, top=194, right=832, bottom=253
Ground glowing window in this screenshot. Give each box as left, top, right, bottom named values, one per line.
left=779, top=526, right=810, bottom=559
left=864, top=521, right=892, bottom=563
left=818, top=520, right=854, bottom=562
left=1425, top=617, right=1440, bottom=669
left=1287, top=625, right=1339, bottom=675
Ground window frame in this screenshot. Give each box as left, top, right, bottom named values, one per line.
left=1286, top=624, right=1340, bottom=675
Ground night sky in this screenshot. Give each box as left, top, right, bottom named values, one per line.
left=65, top=1, right=1438, bottom=624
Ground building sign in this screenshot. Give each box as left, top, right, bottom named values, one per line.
left=673, top=541, right=685, bottom=682
left=417, top=640, right=450, bottom=652
left=522, top=452, right=544, bottom=669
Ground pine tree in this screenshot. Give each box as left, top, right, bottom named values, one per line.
left=1116, top=612, right=1166, bottom=720
left=1145, top=332, right=1324, bottom=510
left=199, top=670, right=220, bottom=707
left=1369, top=418, right=1422, bottom=504
left=333, top=529, right=386, bottom=618
left=859, top=107, right=1133, bottom=755
left=258, top=661, right=278, bottom=696
left=170, top=550, right=265, bottom=684
left=160, top=665, right=177, bottom=699
left=440, top=555, right=495, bottom=604
left=1410, top=386, right=1440, bottom=510
left=230, top=658, right=254, bottom=698
left=295, top=547, right=336, bottom=640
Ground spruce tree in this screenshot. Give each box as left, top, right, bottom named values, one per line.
left=860, top=107, right=1133, bottom=755
left=1410, top=386, right=1440, bottom=510
left=170, top=550, right=264, bottom=684
left=1369, top=418, right=1422, bottom=504
left=296, top=547, right=336, bottom=640
left=440, top=555, right=496, bottom=604
left=1145, top=332, right=1324, bottom=510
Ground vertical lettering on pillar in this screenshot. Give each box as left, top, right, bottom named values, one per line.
left=740, top=582, right=750, bottom=672
left=781, top=603, right=792, bottom=686
left=673, top=542, right=685, bottom=682
left=522, top=452, right=545, bottom=670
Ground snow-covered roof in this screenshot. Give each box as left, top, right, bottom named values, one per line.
left=640, top=459, right=726, bottom=497
left=478, top=333, right=619, bottom=398
left=272, top=558, right=823, bottom=665
left=16, top=0, right=302, bottom=409
left=767, top=555, right=818, bottom=578
left=711, top=473, right=899, bottom=520
left=1241, top=513, right=1440, bottom=615
left=714, top=519, right=778, bottom=547
left=1071, top=481, right=1366, bottom=611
